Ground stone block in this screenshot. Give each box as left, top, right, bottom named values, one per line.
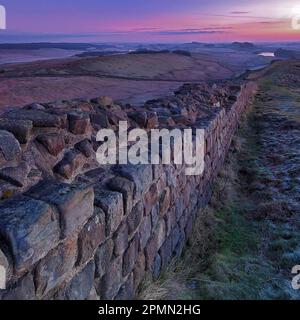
left=0, top=119, right=33, bottom=144
left=127, top=201, right=143, bottom=236
left=3, top=109, right=65, bottom=128
left=2, top=273, right=35, bottom=300
left=139, top=214, right=151, bottom=251
left=36, top=133, right=65, bottom=156
left=75, top=139, right=94, bottom=158
left=54, top=149, right=85, bottom=179
left=114, top=223, right=128, bottom=256
left=77, top=207, right=106, bottom=265
left=94, top=239, right=114, bottom=278
left=115, top=273, right=134, bottom=300
left=107, top=176, right=134, bottom=215
left=68, top=111, right=91, bottom=135
left=143, top=183, right=158, bottom=215
left=159, top=187, right=170, bottom=216
left=27, top=180, right=94, bottom=238
left=100, top=255, right=123, bottom=300
left=0, top=130, right=21, bottom=162
left=94, top=188, right=124, bottom=237
left=133, top=252, right=145, bottom=289
left=113, top=164, right=152, bottom=199
left=123, top=235, right=138, bottom=277
left=0, top=163, right=29, bottom=187
left=159, top=236, right=173, bottom=267
left=152, top=254, right=161, bottom=279
left=64, top=261, right=95, bottom=300
left=35, top=237, right=77, bottom=298
left=0, top=195, right=60, bottom=275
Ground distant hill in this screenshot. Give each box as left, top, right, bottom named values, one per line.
left=274, top=48, right=300, bottom=59
left=129, top=49, right=170, bottom=55
left=230, top=42, right=256, bottom=51
left=0, top=43, right=113, bottom=50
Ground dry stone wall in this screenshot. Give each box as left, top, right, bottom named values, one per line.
left=0, top=80, right=257, bottom=300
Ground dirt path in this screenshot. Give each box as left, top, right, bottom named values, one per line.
left=139, top=60, right=300, bottom=300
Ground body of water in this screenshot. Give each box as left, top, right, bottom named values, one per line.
left=258, top=52, right=275, bottom=57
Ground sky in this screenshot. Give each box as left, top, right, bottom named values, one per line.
left=0, top=0, right=300, bottom=43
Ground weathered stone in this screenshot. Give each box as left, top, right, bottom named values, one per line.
left=0, top=163, right=29, bottom=187
left=114, top=164, right=152, bottom=198
left=115, top=273, right=134, bottom=300
left=175, top=194, right=185, bottom=220
left=75, top=139, right=94, bottom=158
left=90, top=112, right=110, bottom=128
left=133, top=251, right=146, bottom=288
left=24, top=103, right=46, bottom=111
left=2, top=109, right=64, bottom=128
left=100, top=255, right=123, bottom=300
left=0, top=195, right=60, bottom=274
left=36, top=133, right=65, bottom=156
left=159, top=236, right=173, bottom=267
left=0, top=119, right=33, bottom=144
left=0, top=130, right=21, bottom=162
left=87, top=285, right=99, bottom=300
left=151, top=204, right=159, bottom=229
left=164, top=208, right=177, bottom=237
left=2, top=273, right=35, bottom=300
left=152, top=254, right=161, bottom=279
left=159, top=187, right=170, bottom=216
left=143, top=183, right=158, bottom=215
left=139, top=214, right=151, bottom=250
left=107, top=176, right=134, bottom=215
left=123, top=235, right=138, bottom=277
left=172, top=115, right=191, bottom=125
left=170, top=225, right=181, bottom=251
left=158, top=116, right=176, bottom=126
left=94, top=239, right=114, bottom=278
left=146, top=112, right=158, bottom=129
left=77, top=207, right=106, bottom=266
left=156, top=219, right=166, bottom=249
left=127, top=201, right=143, bottom=236
left=27, top=180, right=94, bottom=238
left=92, top=96, right=114, bottom=107
left=68, top=111, right=91, bottom=135
left=64, top=261, right=95, bottom=300
left=114, top=223, right=128, bottom=256
left=128, top=111, right=147, bottom=127
left=145, top=234, right=158, bottom=270
left=94, top=188, right=124, bottom=237
left=183, top=183, right=191, bottom=208
left=72, top=101, right=94, bottom=112
left=54, top=149, right=85, bottom=179
left=174, top=231, right=185, bottom=258
left=35, top=237, right=77, bottom=298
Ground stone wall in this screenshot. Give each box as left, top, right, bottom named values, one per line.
left=0, top=80, right=257, bottom=300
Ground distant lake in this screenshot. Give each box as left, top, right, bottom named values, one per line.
left=258, top=52, right=275, bottom=57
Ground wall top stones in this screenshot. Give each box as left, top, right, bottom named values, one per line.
left=0, top=80, right=257, bottom=300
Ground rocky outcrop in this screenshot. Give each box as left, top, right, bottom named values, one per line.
left=0, top=80, right=257, bottom=300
